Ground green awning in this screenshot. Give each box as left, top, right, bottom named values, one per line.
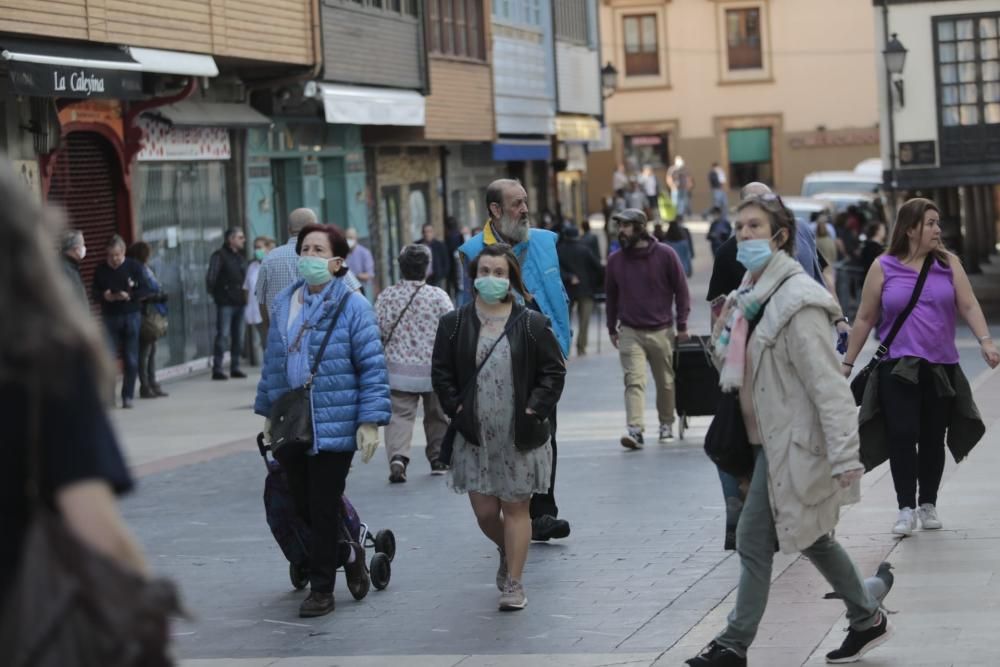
left=728, top=128, right=771, bottom=164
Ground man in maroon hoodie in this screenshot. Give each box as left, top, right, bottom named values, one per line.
left=605, top=208, right=691, bottom=449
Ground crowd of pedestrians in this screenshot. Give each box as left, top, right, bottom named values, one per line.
left=17, top=139, right=1000, bottom=664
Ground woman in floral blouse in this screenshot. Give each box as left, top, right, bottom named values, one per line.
left=374, top=244, right=455, bottom=482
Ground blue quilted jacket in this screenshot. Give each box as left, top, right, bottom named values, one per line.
left=254, top=277, right=391, bottom=453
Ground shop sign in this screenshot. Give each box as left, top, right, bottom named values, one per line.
left=898, top=140, right=936, bottom=167
left=137, top=116, right=231, bottom=162
left=788, top=128, right=879, bottom=149
left=8, top=62, right=143, bottom=99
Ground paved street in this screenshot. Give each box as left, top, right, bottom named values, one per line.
left=112, top=235, right=1000, bottom=667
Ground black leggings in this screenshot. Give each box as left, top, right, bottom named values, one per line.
left=877, top=361, right=954, bottom=510
left=283, top=450, right=355, bottom=593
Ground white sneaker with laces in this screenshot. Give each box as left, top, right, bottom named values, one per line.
left=659, top=423, right=674, bottom=443
left=892, top=508, right=916, bottom=536
left=917, top=503, right=943, bottom=530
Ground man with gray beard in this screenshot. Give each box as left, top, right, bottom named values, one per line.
left=456, top=179, right=572, bottom=542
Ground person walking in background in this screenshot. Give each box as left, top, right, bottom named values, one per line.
left=557, top=225, right=604, bottom=357
left=127, top=242, right=169, bottom=399
left=92, top=235, right=149, bottom=408
left=707, top=208, right=733, bottom=258
left=244, top=236, right=276, bottom=364
left=666, top=156, right=693, bottom=217
left=432, top=244, right=566, bottom=611
left=605, top=209, right=690, bottom=449
left=652, top=223, right=667, bottom=243
left=257, top=208, right=316, bottom=328
left=842, top=198, right=999, bottom=537
left=612, top=162, right=629, bottom=193
left=375, top=245, right=455, bottom=482
left=640, top=165, right=659, bottom=220
left=255, top=223, right=391, bottom=618
left=708, top=162, right=728, bottom=213
left=689, top=194, right=893, bottom=667
left=458, top=179, right=572, bottom=544
left=859, top=220, right=886, bottom=274
left=60, top=229, right=88, bottom=304
left=814, top=214, right=838, bottom=266
left=346, top=228, right=376, bottom=297
left=625, top=178, right=647, bottom=212
left=206, top=227, right=248, bottom=381
left=445, top=216, right=465, bottom=298
left=664, top=218, right=694, bottom=278
left=580, top=219, right=601, bottom=261
left=420, top=223, right=452, bottom=289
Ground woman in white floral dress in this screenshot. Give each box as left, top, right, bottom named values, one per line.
left=432, top=244, right=566, bottom=611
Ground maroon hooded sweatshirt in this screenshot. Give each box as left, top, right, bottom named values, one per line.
left=605, top=240, right=691, bottom=335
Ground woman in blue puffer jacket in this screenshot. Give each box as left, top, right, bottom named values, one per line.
left=255, top=222, right=391, bottom=618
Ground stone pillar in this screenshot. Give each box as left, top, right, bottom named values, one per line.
left=961, top=185, right=980, bottom=273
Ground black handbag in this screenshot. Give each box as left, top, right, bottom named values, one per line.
left=704, top=391, right=754, bottom=478
left=849, top=254, right=932, bottom=406
left=269, top=293, right=351, bottom=461
left=436, top=310, right=528, bottom=466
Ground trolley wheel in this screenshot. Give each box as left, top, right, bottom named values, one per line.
left=370, top=552, right=391, bottom=591
left=374, top=529, right=396, bottom=562
left=289, top=562, right=309, bottom=590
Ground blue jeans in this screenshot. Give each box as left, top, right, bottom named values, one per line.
left=213, top=304, right=244, bottom=374
left=104, top=312, right=141, bottom=401
left=712, top=188, right=728, bottom=212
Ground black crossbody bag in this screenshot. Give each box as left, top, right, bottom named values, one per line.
left=849, top=254, right=933, bottom=406
left=382, top=284, right=424, bottom=347
left=269, top=294, right=351, bottom=461
left=436, top=310, right=528, bottom=466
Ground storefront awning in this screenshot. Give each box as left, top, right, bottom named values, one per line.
left=128, top=47, right=218, bottom=77
left=319, top=83, right=425, bottom=127
left=555, top=115, right=602, bottom=143
left=2, top=37, right=218, bottom=99
left=492, top=139, right=551, bottom=162
left=146, top=100, right=271, bottom=128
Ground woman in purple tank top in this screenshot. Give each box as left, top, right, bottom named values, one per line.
left=844, top=198, right=999, bottom=537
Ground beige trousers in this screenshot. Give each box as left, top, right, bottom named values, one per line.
left=385, top=390, right=449, bottom=465
left=618, top=325, right=676, bottom=431
left=573, top=295, right=594, bottom=355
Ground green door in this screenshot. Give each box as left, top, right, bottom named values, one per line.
left=321, top=157, right=349, bottom=228
left=271, top=158, right=304, bottom=229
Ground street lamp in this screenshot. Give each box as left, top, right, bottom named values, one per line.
left=601, top=62, right=618, bottom=99
left=883, top=33, right=908, bottom=107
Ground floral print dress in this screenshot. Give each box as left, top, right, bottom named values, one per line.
left=448, top=307, right=553, bottom=502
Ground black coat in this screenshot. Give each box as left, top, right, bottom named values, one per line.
left=557, top=239, right=604, bottom=301
left=421, top=238, right=452, bottom=287
left=206, top=245, right=248, bottom=306
left=431, top=302, right=566, bottom=451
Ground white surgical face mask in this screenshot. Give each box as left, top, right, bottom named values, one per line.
left=347, top=239, right=357, bottom=249
left=78, top=245, right=87, bottom=260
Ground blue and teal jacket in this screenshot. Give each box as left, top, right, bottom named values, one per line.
left=254, top=277, right=391, bottom=453
left=458, top=222, right=571, bottom=357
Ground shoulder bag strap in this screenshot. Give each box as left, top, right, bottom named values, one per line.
left=455, top=309, right=528, bottom=403
left=872, top=253, right=933, bottom=363
left=383, top=283, right=424, bottom=347
left=306, top=293, right=352, bottom=384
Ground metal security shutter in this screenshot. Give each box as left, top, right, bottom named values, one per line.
left=47, top=132, right=121, bottom=307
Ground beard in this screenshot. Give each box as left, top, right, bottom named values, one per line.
left=495, top=213, right=530, bottom=244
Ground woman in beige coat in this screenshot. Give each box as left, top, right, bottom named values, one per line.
left=687, top=194, right=892, bottom=667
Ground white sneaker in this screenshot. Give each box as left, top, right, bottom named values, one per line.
left=917, top=503, right=943, bottom=530
left=892, top=508, right=917, bottom=536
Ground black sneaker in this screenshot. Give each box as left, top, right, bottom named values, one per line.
left=212, top=371, right=228, bottom=381
left=230, top=369, right=248, bottom=379
left=531, top=515, right=570, bottom=541
left=825, top=612, right=893, bottom=663
left=686, top=641, right=746, bottom=666
left=389, top=456, right=408, bottom=484
left=620, top=429, right=644, bottom=450
left=430, top=460, right=449, bottom=475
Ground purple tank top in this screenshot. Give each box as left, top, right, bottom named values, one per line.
left=877, top=255, right=959, bottom=364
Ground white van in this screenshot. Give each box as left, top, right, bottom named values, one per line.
left=800, top=170, right=882, bottom=198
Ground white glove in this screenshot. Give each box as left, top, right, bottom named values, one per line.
left=357, top=423, right=379, bottom=463
left=263, top=418, right=272, bottom=443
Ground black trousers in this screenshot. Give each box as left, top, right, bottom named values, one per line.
left=283, top=450, right=355, bottom=594
left=530, top=407, right=559, bottom=519
left=878, top=361, right=954, bottom=510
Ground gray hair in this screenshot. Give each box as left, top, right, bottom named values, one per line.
left=739, top=182, right=772, bottom=200
left=398, top=244, right=431, bottom=281
left=288, top=208, right=318, bottom=236
left=61, top=229, right=83, bottom=253
left=485, top=179, right=522, bottom=219
left=107, top=234, right=126, bottom=250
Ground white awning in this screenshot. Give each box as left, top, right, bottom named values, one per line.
left=129, top=47, right=219, bottom=77
left=319, top=83, right=425, bottom=127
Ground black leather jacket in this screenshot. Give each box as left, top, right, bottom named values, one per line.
left=432, top=302, right=566, bottom=451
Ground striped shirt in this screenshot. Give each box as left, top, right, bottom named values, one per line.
left=255, top=237, right=362, bottom=317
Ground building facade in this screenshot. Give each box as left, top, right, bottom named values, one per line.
left=589, top=0, right=882, bottom=215
left=875, top=0, right=999, bottom=271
